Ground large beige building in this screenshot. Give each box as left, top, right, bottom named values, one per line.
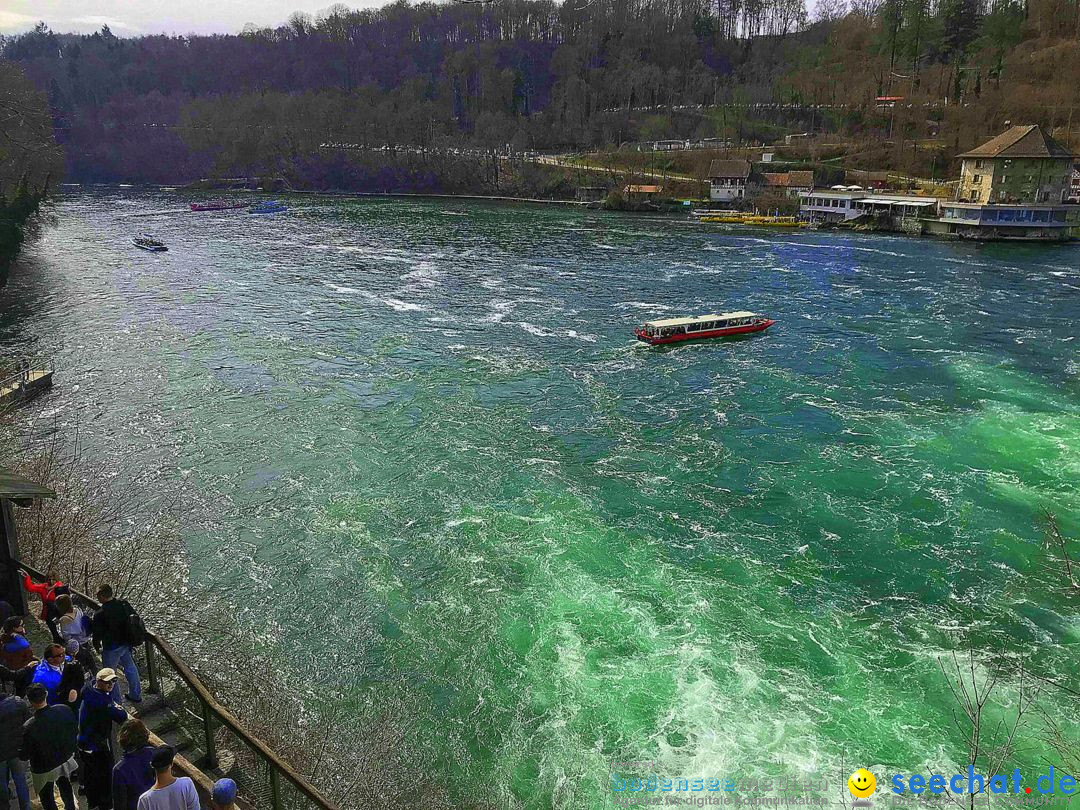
left=955, top=124, right=1073, bottom=204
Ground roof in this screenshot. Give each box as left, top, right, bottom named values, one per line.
left=625, top=184, right=663, bottom=193
left=645, top=311, right=758, bottom=328
left=707, top=159, right=751, bottom=179
left=763, top=171, right=814, bottom=187
left=858, top=197, right=936, bottom=206
left=0, top=468, right=55, bottom=500
left=957, top=124, right=1074, bottom=160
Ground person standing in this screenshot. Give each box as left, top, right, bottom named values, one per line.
left=1, top=616, right=34, bottom=672
left=57, top=594, right=97, bottom=669
left=20, top=683, right=79, bottom=810
left=112, top=719, right=155, bottom=810
left=91, top=585, right=142, bottom=704
left=30, top=643, right=67, bottom=704
left=79, top=668, right=129, bottom=810
left=136, top=746, right=198, bottom=810
left=0, top=688, right=32, bottom=810
left=58, top=640, right=89, bottom=710
left=18, top=569, right=68, bottom=643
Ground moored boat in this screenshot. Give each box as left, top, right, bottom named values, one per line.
left=250, top=200, right=287, bottom=214
left=635, top=311, right=774, bottom=345
left=191, top=199, right=246, bottom=212
left=132, top=234, right=167, bottom=252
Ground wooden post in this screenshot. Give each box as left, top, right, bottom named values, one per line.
left=145, top=638, right=160, bottom=695
left=269, top=766, right=283, bottom=810
left=202, top=701, right=218, bottom=769
left=0, top=498, right=28, bottom=615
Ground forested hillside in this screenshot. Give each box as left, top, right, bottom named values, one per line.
left=0, top=60, right=62, bottom=278
left=1, top=0, right=1077, bottom=188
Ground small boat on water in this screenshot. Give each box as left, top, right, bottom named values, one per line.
left=132, top=235, right=167, bottom=252
left=250, top=200, right=288, bottom=214
left=635, top=311, right=775, bottom=345
left=191, top=199, right=246, bottom=212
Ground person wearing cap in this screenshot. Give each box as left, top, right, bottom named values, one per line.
left=19, top=682, right=79, bottom=810
left=211, top=778, right=237, bottom=809
left=79, top=668, right=129, bottom=810
left=112, top=719, right=155, bottom=810
left=137, top=746, right=198, bottom=810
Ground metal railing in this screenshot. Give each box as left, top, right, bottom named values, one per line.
left=19, top=561, right=339, bottom=810
left=0, top=368, right=32, bottom=391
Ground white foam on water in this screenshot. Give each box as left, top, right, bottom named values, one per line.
left=518, top=322, right=558, bottom=337
left=446, top=516, right=485, bottom=527
left=567, top=330, right=599, bottom=342
left=383, top=298, right=425, bottom=312
left=324, top=281, right=361, bottom=294
left=481, top=300, right=516, bottom=323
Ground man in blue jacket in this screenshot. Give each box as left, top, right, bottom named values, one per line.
left=30, top=644, right=67, bottom=704
left=80, top=668, right=129, bottom=810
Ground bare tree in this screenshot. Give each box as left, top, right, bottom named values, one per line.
left=938, top=651, right=1036, bottom=810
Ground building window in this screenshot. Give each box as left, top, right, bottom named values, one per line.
left=973, top=175, right=981, bottom=184
left=975, top=159, right=984, bottom=169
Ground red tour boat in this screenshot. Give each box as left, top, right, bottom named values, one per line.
left=635, top=311, right=775, bottom=345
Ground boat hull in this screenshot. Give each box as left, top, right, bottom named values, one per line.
left=635, top=319, right=775, bottom=345
left=191, top=203, right=246, bottom=211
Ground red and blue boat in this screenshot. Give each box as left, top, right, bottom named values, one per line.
left=635, top=311, right=775, bottom=345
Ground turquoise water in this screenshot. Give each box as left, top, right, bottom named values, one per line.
left=2, top=192, right=1078, bottom=807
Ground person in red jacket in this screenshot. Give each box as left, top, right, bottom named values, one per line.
left=18, top=570, right=68, bottom=643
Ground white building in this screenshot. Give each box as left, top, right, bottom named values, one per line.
left=799, top=190, right=940, bottom=223
left=707, top=159, right=753, bottom=202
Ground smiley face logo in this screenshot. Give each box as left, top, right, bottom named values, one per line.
left=848, top=769, right=877, bottom=798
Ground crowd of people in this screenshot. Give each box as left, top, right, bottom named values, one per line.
left=0, top=569, right=240, bottom=810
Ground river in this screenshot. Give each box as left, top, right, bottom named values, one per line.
left=2, top=191, right=1078, bottom=808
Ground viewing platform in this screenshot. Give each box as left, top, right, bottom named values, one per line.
left=0, top=368, right=53, bottom=406
left=1, top=468, right=339, bottom=810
